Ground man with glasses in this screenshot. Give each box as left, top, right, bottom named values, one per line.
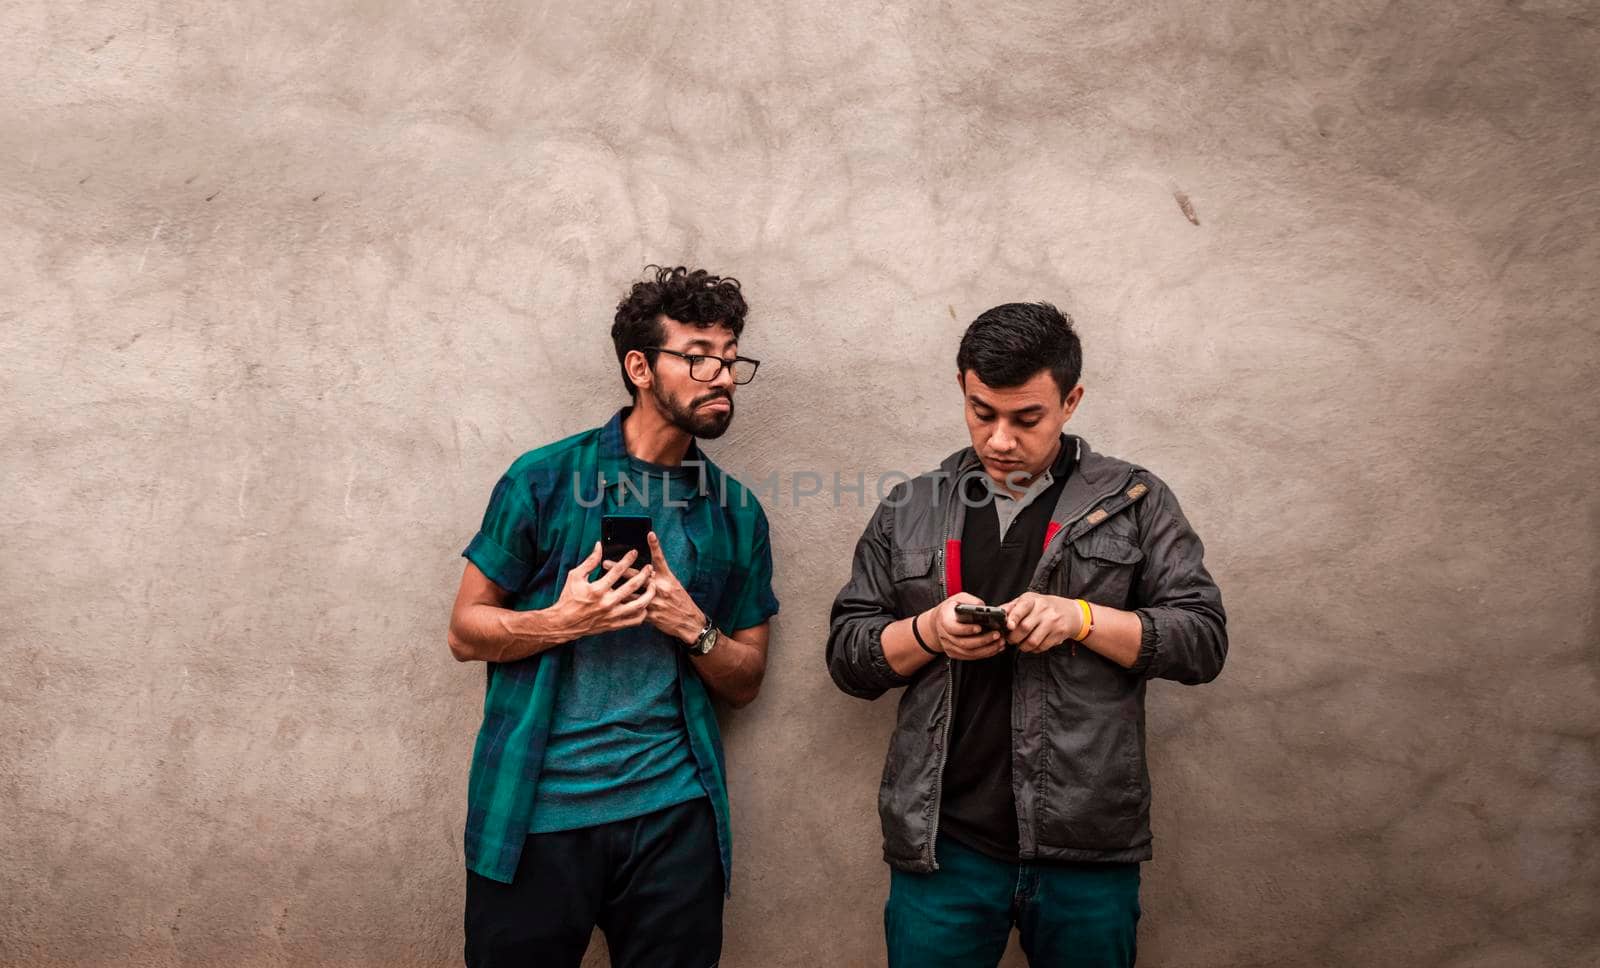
left=827, top=303, right=1228, bottom=967
left=447, top=265, right=778, bottom=968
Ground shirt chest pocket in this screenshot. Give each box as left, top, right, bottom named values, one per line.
left=1061, top=527, right=1145, bottom=609
left=890, top=548, right=942, bottom=616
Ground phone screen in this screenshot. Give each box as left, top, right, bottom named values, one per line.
left=601, top=515, right=653, bottom=566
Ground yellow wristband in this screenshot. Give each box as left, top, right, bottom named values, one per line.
left=1072, top=599, right=1095, bottom=641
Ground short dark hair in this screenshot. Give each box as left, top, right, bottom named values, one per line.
left=956, top=302, right=1082, bottom=399
left=611, top=265, right=749, bottom=398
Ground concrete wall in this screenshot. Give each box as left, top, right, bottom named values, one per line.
left=3, top=1, right=1597, bottom=965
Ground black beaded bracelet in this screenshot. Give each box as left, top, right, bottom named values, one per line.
left=910, top=611, right=939, bottom=656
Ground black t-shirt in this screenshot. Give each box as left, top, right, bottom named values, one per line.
left=938, top=442, right=1075, bottom=862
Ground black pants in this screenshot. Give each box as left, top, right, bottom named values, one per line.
left=464, top=797, right=724, bottom=968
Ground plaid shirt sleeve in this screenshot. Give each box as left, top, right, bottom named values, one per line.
left=463, top=472, right=541, bottom=595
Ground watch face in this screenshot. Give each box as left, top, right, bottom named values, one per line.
left=694, top=627, right=718, bottom=655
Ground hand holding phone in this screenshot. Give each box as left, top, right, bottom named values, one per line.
left=552, top=541, right=656, bottom=640
left=929, top=596, right=1007, bottom=662
left=954, top=603, right=1009, bottom=632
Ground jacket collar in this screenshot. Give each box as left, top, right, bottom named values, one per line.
left=940, top=434, right=1137, bottom=533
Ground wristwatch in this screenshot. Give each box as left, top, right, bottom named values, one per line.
left=685, top=616, right=719, bottom=656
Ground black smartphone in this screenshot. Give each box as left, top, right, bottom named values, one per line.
left=953, top=603, right=1009, bottom=632
left=601, top=514, right=653, bottom=567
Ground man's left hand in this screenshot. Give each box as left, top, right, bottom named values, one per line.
left=637, top=531, right=707, bottom=644
left=605, top=532, right=707, bottom=645
left=1001, top=592, right=1085, bottom=653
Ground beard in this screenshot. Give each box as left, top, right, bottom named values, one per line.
left=652, top=383, right=734, bottom=439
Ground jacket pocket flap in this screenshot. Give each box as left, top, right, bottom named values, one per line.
left=1072, top=531, right=1144, bottom=565
left=891, top=548, right=937, bottom=581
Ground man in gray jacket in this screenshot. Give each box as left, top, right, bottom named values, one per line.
left=827, top=302, right=1227, bottom=968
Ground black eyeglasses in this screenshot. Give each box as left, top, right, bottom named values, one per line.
left=645, top=348, right=761, bottom=385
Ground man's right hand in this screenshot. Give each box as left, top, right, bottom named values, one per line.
left=928, top=592, right=1006, bottom=661
left=552, top=542, right=656, bottom=640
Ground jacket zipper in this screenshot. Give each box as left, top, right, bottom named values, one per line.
left=926, top=503, right=957, bottom=870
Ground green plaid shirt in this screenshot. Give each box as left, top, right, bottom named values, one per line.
left=460, top=407, right=780, bottom=888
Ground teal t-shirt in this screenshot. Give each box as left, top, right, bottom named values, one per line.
left=527, top=455, right=706, bottom=832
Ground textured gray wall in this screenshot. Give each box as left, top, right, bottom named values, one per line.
left=3, top=1, right=1597, bottom=966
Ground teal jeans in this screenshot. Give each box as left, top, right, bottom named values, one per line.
left=885, top=836, right=1141, bottom=968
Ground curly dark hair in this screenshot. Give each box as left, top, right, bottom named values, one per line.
left=611, top=265, right=749, bottom=398
left=956, top=302, right=1082, bottom=399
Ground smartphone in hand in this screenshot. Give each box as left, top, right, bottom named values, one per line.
left=601, top=514, right=653, bottom=567
left=953, top=603, right=1008, bottom=632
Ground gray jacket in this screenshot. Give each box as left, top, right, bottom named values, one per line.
left=826, top=436, right=1227, bottom=872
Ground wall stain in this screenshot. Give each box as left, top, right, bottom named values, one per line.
left=1175, top=190, right=1200, bottom=226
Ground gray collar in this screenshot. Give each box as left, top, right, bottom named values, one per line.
left=987, top=452, right=1061, bottom=537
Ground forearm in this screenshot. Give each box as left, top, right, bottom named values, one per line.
left=882, top=610, right=940, bottom=677
left=688, top=627, right=767, bottom=708
left=1073, top=600, right=1144, bottom=669
left=448, top=601, right=575, bottom=664
left=1070, top=597, right=1226, bottom=682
